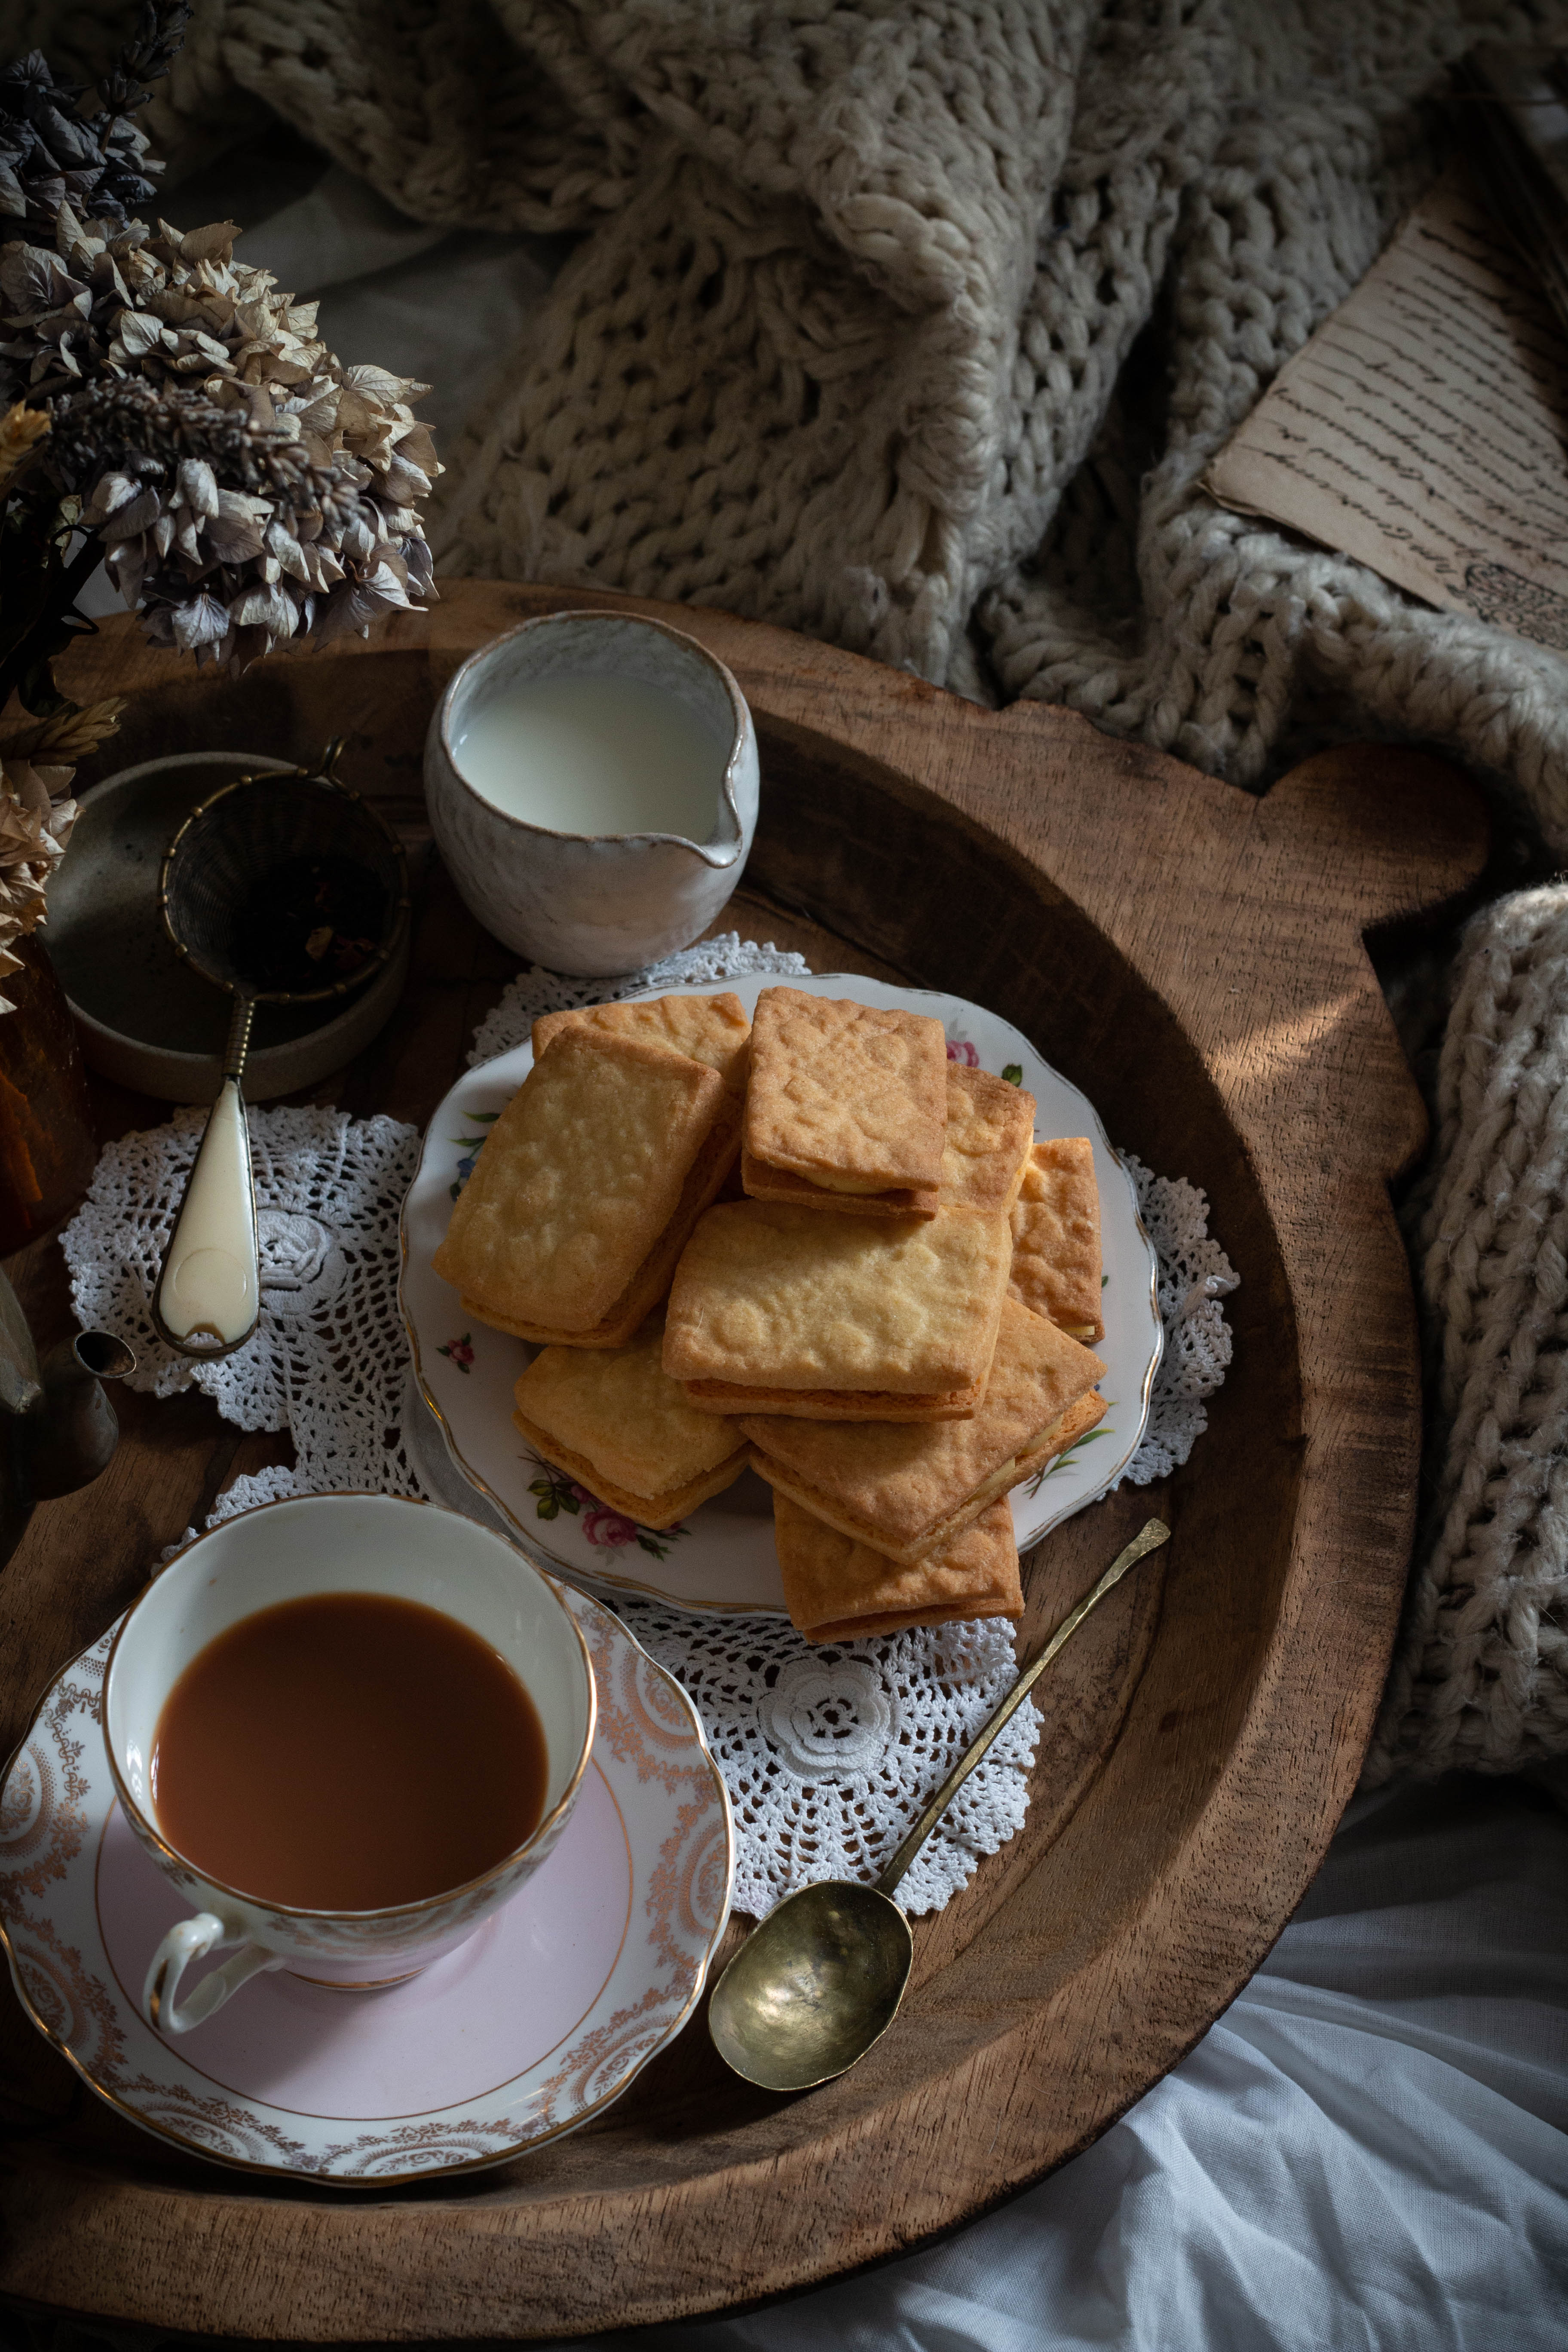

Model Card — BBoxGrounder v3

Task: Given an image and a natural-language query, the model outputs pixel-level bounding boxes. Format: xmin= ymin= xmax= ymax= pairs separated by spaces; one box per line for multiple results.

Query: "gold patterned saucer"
xmin=0 ymin=1588 xmax=731 ymax=2184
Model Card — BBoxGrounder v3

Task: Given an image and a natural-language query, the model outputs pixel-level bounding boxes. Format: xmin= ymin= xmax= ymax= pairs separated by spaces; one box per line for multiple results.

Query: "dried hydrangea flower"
xmin=0 ymin=395 xmax=49 ymax=488
xmin=0 ymin=753 xmax=77 ymax=1010
xmin=0 ymin=4 xmax=189 ymax=236
xmin=0 ymin=203 xmax=439 ymax=670
xmin=0 ymin=697 xmax=126 ymax=1010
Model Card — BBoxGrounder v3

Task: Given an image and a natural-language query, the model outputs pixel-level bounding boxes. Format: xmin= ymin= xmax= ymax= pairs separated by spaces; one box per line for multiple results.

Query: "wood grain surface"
xmin=0 ymin=583 xmax=1488 ymax=2340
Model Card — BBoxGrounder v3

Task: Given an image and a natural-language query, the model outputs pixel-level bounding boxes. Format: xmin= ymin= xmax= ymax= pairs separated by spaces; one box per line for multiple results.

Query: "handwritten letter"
xmin=1205 ymin=172 xmax=1568 ymax=652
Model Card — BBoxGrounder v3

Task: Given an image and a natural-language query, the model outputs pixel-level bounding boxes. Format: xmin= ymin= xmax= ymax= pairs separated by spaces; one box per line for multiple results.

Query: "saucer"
xmin=0 ymin=1588 xmax=732 ymax=2184
xmin=400 ymin=971 xmax=1163 ymax=1613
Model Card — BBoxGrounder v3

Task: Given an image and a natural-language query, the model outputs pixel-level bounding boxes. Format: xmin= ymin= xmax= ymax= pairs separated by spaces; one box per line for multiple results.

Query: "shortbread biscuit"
xmin=741 ymin=1298 xmax=1106 ymax=1564
xmin=433 ymin=1028 xmax=726 ymax=1336
xmin=774 ymin=1493 xmax=1022 ymax=1641
xmin=462 ymin=1096 xmax=741 ymax=1348
xmin=744 ymin=987 xmax=948 ymax=1193
xmin=664 ymin=1200 xmax=1012 ymax=1396
xmin=681 ymin=1373 xmax=983 ymax=1421
xmin=533 ymin=992 xmax=750 ymax=1095
xmin=738 ymin=1064 xmax=1034 ymax=1221
xmin=1010 ymin=1138 xmax=1103 ymax=1341
xmin=940 ymin=1065 xmax=1036 ymax=1213
xmin=511 ymin=1323 xmax=748 ymax=1528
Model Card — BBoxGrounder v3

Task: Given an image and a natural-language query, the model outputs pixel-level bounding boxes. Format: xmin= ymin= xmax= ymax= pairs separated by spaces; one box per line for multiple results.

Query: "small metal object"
xmin=707 ymin=1517 xmax=1172 ymax=2094
xmin=0 ymin=1265 xmax=135 ymax=1573
xmin=151 ymin=745 xmax=410 ymax=1360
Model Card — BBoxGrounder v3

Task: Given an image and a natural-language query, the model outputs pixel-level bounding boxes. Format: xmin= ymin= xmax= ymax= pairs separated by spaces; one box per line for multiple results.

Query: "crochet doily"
xmin=61 ymin=1105 xmax=426 ymax=1511
xmin=62 ymin=940 xmax=1235 ymax=1918
xmin=466 ymin=929 xmax=812 ymax=1065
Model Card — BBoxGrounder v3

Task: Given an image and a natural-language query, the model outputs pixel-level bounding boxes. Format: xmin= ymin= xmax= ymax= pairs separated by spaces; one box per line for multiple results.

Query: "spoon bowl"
xmin=708 ymin=1881 xmax=913 ymax=2094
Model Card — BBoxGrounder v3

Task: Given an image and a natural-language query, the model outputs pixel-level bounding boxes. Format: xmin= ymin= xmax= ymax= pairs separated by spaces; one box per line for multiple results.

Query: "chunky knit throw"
xmin=1367 ymin=888 xmax=1568 ymax=1781
xmin=11 ymin=0 xmax=1568 ymax=1773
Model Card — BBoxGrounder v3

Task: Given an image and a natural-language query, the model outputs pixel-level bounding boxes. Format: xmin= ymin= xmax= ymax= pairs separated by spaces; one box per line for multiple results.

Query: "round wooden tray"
xmin=0 ymin=583 xmax=1486 ymax=2341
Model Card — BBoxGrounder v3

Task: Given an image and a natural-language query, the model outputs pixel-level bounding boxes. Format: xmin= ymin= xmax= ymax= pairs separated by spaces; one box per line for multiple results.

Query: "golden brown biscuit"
xmin=514 ymin=1410 xmax=747 ymax=1529
xmin=774 ymin=1493 xmax=1022 ymax=1641
xmin=511 ymin=1322 xmax=748 ymax=1528
xmin=681 ymin=1373 xmax=983 ymax=1421
xmin=738 ymin=1142 xmax=939 ymax=1219
xmin=532 ymin=992 xmax=750 ymax=1095
xmin=433 ymin=1029 xmax=726 ymax=1338
xmin=741 ymin=1298 xmax=1106 ymax=1564
xmin=744 ymin=987 xmax=948 ymax=1193
xmin=664 ymin=1200 xmax=1012 ymax=1397
xmin=1009 ymin=1138 xmax=1103 ymax=1341
xmin=461 ymin=1094 xmax=742 ymax=1348
xmin=737 ymin=1065 xmax=1033 ymax=1220
xmin=941 ymin=1065 xmax=1036 ymax=1213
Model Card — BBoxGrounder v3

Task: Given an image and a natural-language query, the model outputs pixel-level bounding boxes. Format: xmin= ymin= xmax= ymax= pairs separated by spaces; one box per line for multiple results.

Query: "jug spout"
xmin=29 ymin=1330 xmax=136 ymax=1501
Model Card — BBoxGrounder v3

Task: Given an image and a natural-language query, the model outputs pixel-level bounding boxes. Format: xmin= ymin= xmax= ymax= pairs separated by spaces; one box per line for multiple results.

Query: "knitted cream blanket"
xmin=12 ymin=0 xmax=1568 ymax=1776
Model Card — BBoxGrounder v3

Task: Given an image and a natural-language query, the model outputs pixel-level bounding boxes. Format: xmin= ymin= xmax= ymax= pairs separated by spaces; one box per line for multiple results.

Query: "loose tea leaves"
xmin=233 ymin=854 xmax=388 ymax=995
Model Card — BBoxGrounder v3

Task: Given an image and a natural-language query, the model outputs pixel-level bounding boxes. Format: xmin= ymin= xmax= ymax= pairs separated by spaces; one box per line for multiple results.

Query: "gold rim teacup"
xmin=104 ymin=1491 xmax=595 ymax=2035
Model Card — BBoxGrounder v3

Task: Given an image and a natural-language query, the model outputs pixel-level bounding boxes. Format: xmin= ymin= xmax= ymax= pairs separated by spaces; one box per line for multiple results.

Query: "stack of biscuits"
xmin=433 ymin=987 xmax=1107 ymax=1642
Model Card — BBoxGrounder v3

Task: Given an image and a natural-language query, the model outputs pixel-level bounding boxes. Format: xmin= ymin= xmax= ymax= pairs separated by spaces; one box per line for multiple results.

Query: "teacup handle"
xmin=144 ymin=1912 xmax=283 ymax=2035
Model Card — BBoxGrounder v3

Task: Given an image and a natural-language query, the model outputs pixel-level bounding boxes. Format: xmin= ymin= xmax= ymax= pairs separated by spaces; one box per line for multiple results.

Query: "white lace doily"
xmin=394 ymin=1366 xmax=1038 ymax=1917
xmin=62 ymin=941 xmax=1236 ymax=1919
xmin=61 ymin=1106 xmax=426 ymax=1511
xmin=1115 ymin=1155 xmax=1237 ymax=1488
xmin=467 ymin=929 xmax=811 ymax=1065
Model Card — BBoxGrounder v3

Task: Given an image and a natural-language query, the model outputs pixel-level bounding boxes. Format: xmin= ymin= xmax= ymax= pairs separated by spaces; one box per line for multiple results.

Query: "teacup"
xmin=104 ymin=1491 xmax=595 ymax=2035
xmin=425 ymin=609 xmax=760 ymax=975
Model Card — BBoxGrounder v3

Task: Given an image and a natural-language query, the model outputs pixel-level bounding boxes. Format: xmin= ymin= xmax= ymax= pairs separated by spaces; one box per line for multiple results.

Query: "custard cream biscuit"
xmin=738 ymin=1064 xmax=1033 ymax=1221
xmin=744 ymin=987 xmax=948 ymax=1194
xmin=773 ymin=1493 xmax=1022 ymax=1642
xmin=663 ymin=1200 xmax=1012 ymax=1399
xmin=741 ymin=1298 xmax=1106 ymax=1564
xmin=940 ymin=1064 xmax=1036 ymax=1214
xmin=1009 ymin=1138 xmax=1103 ymax=1341
xmin=512 ymin=1323 xmax=747 ymax=1530
xmin=433 ymin=1027 xmax=726 ymax=1336
xmin=532 ymin=992 xmax=750 ymax=1096
xmin=460 ymin=1090 xmax=742 ymax=1348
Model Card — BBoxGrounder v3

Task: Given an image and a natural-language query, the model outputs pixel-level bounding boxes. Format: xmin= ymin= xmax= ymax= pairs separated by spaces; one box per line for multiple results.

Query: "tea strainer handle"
xmin=152 ymin=1001 xmax=260 ymax=1359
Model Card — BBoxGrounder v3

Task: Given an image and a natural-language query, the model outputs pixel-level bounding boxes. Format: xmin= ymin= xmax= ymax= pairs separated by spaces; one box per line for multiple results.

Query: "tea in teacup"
xmin=150 ymin=1591 xmax=549 ymax=1911
xmin=107 ymin=1492 xmax=595 ymax=2034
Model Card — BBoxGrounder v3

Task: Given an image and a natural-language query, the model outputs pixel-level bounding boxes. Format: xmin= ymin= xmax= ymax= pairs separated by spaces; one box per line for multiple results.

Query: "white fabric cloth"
xmin=570 ymin=1770 xmax=1568 ymax=2352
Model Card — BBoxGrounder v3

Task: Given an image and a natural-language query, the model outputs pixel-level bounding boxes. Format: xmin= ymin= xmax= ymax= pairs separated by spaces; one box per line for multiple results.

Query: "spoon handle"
xmin=873 ymin=1517 xmax=1171 ymax=1901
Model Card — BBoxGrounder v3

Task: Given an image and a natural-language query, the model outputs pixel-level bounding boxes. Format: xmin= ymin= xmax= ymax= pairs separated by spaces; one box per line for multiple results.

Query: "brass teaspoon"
xmin=708 ymin=1516 xmax=1172 ymax=2093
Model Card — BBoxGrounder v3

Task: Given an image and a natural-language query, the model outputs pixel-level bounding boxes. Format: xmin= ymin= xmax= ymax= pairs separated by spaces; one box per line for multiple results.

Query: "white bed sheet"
xmin=579 ymin=1773 xmax=1568 ymax=2352
xmin=149 ymin=150 xmax=1568 ymax=2350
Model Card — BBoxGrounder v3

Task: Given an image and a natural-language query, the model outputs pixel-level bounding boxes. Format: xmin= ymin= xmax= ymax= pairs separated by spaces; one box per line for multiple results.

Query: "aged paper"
xmin=1205 ymin=171 xmax=1568 ymax=653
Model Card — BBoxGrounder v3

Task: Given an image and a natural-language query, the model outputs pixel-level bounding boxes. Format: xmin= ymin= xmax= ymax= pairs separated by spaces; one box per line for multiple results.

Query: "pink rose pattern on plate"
xmin=524 ymin=1456 xmax=683 ymax=1562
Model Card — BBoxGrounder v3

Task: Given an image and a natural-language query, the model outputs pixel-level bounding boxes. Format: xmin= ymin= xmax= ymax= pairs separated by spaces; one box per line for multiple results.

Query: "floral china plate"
xmin=400 ymin=974 xmax=1162 ymax=1614
xmin=0 ymin=1589 xmax=732 ymax=2185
